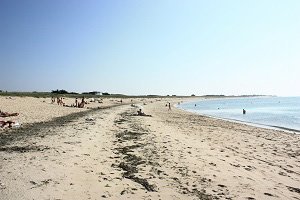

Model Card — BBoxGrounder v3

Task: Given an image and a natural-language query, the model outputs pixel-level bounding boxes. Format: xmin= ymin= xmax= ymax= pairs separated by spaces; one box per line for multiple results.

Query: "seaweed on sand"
xmin=0 ymin=145 xmax=49 ymax=153
xmin=0 ymin=105 xmax=122 ymax=147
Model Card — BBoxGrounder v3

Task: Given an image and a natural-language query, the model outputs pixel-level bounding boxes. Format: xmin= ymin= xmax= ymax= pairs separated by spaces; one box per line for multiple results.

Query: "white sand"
xmin=0 ymin=96 xmax=135 ymax=125
xmin=0 ymin=97 xmax=299 ymax=199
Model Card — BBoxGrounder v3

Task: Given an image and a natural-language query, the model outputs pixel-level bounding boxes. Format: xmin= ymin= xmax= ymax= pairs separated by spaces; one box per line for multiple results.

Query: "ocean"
xmin=177 ymin=96 xmax=300 ymax=132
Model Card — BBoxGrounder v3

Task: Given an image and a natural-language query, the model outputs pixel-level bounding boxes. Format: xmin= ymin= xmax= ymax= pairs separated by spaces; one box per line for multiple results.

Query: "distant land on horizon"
xmin=0 ymin=90 xmax=273 ymax=98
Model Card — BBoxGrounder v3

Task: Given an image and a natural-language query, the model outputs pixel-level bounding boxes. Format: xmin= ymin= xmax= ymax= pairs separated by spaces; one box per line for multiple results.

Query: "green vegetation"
xmin=0 ymin=91 xmax=54 ymax=98
xmin=0 ymin=91 xmax=193 ymax=98
xmin=51 ymin=89 xmax=77 ymax=95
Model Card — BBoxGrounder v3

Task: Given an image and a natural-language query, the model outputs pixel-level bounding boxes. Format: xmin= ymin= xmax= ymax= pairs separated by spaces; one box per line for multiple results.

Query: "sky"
xmin=0 ymin=0 xmax=300 ymax=96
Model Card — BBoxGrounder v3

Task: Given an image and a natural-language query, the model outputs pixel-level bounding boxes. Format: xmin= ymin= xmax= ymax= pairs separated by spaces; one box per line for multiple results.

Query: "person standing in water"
xmin=243 ymin=109 xmax=246 ymax=114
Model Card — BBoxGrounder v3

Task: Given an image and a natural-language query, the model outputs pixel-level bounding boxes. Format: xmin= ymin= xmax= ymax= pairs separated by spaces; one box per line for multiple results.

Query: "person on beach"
xmin=168 ymin=102 xmax=171 ymax=110
xmin=78 ymin=97 xmax=85 ymax=108
xmin=75 ymin=98 xmax=78 ymax=107
xmin=60 ymin=97 xmax=64 ymax=106
xmin=0 ymin=120 xmax=16 ymax=128
xmin=0 ymin=111 xmax=19 ymax=117
xmin=137 ymin=109 xmax=152 ymax=117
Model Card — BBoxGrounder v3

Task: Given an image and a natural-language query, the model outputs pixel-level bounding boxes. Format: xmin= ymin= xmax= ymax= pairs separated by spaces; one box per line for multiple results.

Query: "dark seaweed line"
xmin=114 ymin=111 xmax=217 ymax=199
xmin=0 ymin=145 xmax=50 ymax=153
xmin=0 ymin=104 xmax=125 ymax=147
xmin=114 ymin=114 xmax=156 ymax=192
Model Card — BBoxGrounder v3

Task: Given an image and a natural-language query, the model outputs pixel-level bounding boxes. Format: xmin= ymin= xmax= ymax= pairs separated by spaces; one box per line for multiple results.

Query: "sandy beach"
xmin=0 ymin=97 xmax=299 ymax=199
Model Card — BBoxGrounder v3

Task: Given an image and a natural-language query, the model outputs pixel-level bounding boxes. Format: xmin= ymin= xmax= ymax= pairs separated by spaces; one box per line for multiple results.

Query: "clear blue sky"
xmin=1 ymin=0 xmax=299 ymax=96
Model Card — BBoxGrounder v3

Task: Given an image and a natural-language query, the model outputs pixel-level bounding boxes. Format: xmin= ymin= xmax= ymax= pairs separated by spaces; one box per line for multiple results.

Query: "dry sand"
xmin=0 ymin=97 xmax=299 ymax=199
xmin=0 ymin=96 xmax=133 ymax=125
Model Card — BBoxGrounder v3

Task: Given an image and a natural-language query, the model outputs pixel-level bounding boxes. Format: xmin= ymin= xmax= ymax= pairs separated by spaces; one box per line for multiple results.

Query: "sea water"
xmin=177 ymin=96 xmax=300 ymax=132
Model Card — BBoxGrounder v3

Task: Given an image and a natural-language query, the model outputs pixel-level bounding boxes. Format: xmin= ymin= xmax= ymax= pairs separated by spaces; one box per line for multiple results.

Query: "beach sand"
xmin=0 ymin=97 xmax=299 ymax=199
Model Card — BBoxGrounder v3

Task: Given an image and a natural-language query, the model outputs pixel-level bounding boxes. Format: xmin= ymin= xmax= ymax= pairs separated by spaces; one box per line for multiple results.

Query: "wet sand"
xmin=0 ymin=97 xmax=299 ymax=199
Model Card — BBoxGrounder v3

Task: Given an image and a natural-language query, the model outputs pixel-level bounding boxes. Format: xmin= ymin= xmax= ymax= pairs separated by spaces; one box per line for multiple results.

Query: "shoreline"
xmin=177 ymin=107 xmax=300 ymax=134
xmin=176 ymin=97 xmax=300 ymax=134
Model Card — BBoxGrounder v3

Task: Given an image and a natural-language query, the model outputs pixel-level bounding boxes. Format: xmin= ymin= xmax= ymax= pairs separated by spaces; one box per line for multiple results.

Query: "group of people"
xmin=51 ymin=97 xmax=65 ymax=106
xmin=75 ymin=97 xmax=86 ymax=108
xmin=165 ymin=102 xmax=171 ymax=110
xmin=51 ymin=97 xmax=86 ymax=108
xmin=0 ymin=120 xmax=17 ymax=128
xmin=0 ymin=110 xmax=19 ymax=128
xmin=136 ymin=101 xmax=173 ymax=117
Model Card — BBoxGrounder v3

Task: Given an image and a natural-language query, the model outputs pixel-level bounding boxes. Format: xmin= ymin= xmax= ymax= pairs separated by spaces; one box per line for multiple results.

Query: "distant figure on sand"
xmin=60 ymin=97 xmax=64 ymax=106
xmin=78 ymin=97 xmax=85 ymax=108
xmin=168 ymin=103 xmax=171 ymax=110
xmin=137 ymin=109 xmax=152 ymax=117
xmin=75 ymin=98 xmax=78 ymax=107
xmin=0 ymin=111 xmax=19 ymax=117
xmin=243 ymin=109 xmax=246 ymax=114
xmin=0 ymin=120 xmax=16 ymax=128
